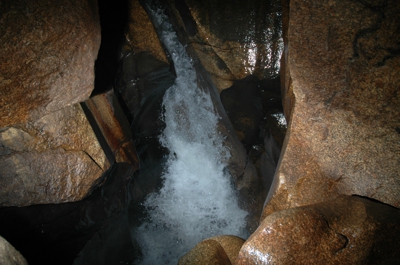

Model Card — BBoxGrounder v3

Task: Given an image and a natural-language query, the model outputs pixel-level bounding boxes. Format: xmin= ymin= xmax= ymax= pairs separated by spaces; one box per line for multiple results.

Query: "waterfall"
xmin=134 ymin=7 xmax=248 ymax=265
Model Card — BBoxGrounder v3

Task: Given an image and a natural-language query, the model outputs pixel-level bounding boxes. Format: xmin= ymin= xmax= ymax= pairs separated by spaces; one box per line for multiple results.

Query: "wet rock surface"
xmin=0 ymin=0 xmax=106 ymax=207
xmin=178 ymin=235 xmax=245 ymax=265
xmin=0 ymin=103 xmax=110 ymax=206
xmin=264 ymin=0 xmax=400 ymax=218
xmin=209 ymin=235 xmax=245 ymax=264
xmin=179 ymin=239 xmax=231 ymax=265
xmin=238 ymin=196 xmax=400 ymax=265
xmin=0 ymin=0 xmax=101 ymax=127
xmin=174 ymin=0 xmax=283 ymax=91
xmin=125 ymin=0 xmax=168 ymax=64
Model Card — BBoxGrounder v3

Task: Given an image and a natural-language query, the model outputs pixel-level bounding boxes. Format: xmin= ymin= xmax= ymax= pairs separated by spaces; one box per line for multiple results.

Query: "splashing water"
xmin=134 ymin=8 xmax=248 ymax=265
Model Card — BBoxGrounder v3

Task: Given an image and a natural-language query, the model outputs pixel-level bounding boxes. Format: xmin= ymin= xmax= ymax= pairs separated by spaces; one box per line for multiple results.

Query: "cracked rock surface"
xmin=0 ymin=104 xmax=110 ymax=206
xmin=0 ymin=0 xmax=107 ymax=207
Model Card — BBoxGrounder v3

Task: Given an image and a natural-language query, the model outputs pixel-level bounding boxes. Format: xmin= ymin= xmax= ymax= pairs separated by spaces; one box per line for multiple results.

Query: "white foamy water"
xmin=134 ymin=8 xmax=248 ymax=265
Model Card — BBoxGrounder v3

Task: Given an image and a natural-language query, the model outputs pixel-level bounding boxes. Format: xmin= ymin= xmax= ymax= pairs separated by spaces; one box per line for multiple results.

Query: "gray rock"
xmin=0 ymin=236 xmax=28 ymax=265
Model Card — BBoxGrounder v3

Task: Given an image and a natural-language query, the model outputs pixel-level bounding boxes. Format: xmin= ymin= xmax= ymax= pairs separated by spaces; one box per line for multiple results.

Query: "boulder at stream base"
xmin=178 ymin=235 xmax=245 ymax=265
xmin=264 ymin=0 xmax=400 ymax=218
xmin=237 ymin=195 xmax=400 ymax=265
xmin=0 ymin=235 xmax=27 ymax=265
xmin=0 ymin=0 xmax=107 ymax=206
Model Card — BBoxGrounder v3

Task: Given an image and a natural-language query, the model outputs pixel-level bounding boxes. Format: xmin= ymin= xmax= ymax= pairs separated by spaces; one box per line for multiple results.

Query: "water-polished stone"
xmin=264 ymin=0 xmax=400 ymax=218
xmin=237 ymin=196 xmax=400 ymax=265
xmin=179 ymin=235 xmax=245 ymax=265
xmin=124 ymin=0 xmax=168 ymax=64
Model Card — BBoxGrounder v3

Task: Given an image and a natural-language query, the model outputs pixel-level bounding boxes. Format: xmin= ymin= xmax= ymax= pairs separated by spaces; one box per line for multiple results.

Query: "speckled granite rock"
xmin=207 ymin=235 xmax=245 ymax=264
xmin=0 ymin=103 xmax=110 ymax=206
xmin=0 ymin=0 xmax=108 ymax=207
xmin=237 ymin=196 xmax=400 ymax=265
xmin=263 ymin=0 xmax=400 ymax=218
xmin=178 ymin=235 xmax=245 ymax=265
xmin=0 ymin=235 xmax=27 ymax=265
xmin=179 ymin=239 xmax=231 ymax=265
xmin=124 ymin=0 xmax=168 ymax=64
xmin=0 ymin=0 xmax=101 ymax=127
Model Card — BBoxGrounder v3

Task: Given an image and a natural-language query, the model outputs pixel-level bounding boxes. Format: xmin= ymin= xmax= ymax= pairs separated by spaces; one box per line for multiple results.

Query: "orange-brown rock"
xmin=0 ymin=103 xmax=110 ymax=207
xmin=124 ymin=0 xmax=168 ymax=64
xmin=279 ymin=0 xmax=293 ymax=120
xmin=263 ymin=0 xmax=400 ymax=218
xmin=237 ymin=196 xmax=400 ymax=265
xmin=0 ymin=0 xmax=101 ymax=127
xmin=178 ymin=235 xmax=245 ymax=265
xmin=0 ymin=0 xmax=107 ymax=207
xmin=83 ymin=90 xmax=139 ymax=166
xmin=208 ymin=235 xmax=245 ymax=264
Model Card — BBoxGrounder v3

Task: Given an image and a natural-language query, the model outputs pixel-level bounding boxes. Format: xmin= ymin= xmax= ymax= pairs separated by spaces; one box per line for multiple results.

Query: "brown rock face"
xmin=178 ymin=235 xmax=245 ymax=265
xmin=0 ymin=103 xmax=110 ymax=206
xmin=0 ymin=0 xmax=101 ymax=127
xmin=0 ymin=0 xmax=106 ymax=207
xmin=237 ymin=196 xmax=400 ymax=265
xmin=208 ymin=235 xmax=245 ymax=264
xmin=264 ymin=0 xmax=400 ymax=217
xmin=178 ymin=239 xmax=231 ymax=265
xmin=84 ymin=90 xmax=139 ymax=166
xmin=124 ymin=0 xmax=168 ymax=64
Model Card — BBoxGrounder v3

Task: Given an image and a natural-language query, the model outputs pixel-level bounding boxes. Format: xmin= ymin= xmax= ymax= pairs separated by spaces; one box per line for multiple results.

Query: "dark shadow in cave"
xmin=91 ymin=0 xmax=130 ymax=96
xmin=220 ymin=75 xmax=286 ymax=194
xmin=0 ymin=163 xmax=139 ymax=265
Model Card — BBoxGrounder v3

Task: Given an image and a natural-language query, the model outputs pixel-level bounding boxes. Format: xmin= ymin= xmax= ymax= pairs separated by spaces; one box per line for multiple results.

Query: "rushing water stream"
xmin=133 ymin=7 xmax=248 ymax=265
